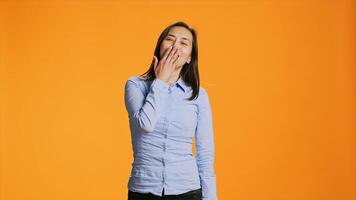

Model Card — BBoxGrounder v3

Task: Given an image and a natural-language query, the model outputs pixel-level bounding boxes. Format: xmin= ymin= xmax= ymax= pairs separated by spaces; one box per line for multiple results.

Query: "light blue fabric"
xmin=124 ymin=75 xmax=217 ymax=200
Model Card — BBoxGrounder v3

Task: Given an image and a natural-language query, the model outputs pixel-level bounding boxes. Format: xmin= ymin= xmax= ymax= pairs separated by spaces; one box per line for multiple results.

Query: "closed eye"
xmin=166 ymin=37 xmax=189 ymax=46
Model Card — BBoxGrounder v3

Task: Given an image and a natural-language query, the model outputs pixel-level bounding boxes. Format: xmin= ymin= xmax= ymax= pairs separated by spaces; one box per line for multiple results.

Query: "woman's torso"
xmin=126 ymin=75 xmax=204 ymax=196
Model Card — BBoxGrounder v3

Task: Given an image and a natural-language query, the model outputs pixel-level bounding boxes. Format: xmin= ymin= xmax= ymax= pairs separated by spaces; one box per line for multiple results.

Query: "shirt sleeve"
xmin=124 ymin=77 xmax=170 ymax=132
xmin=195 ymin=88 xmax=218 ymax=200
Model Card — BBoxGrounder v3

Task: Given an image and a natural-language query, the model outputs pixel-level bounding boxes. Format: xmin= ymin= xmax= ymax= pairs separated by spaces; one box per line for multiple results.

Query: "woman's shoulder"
xmin=197 ymin=86 xmax=209 ymax=98
xmin=125 ymin=75 xmax=152 ymax=91
xmin=196 ymin=86 xmax=212 ymax=107
xmin=127 ymin=74 xmax=145 ymax=82
xmin=126 ymin=75 xmax=151 ymax=84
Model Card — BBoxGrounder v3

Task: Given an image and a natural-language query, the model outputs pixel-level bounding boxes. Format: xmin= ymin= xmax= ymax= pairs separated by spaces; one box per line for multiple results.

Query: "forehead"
xmin=167 ymin=26 xmax=193 ymax=41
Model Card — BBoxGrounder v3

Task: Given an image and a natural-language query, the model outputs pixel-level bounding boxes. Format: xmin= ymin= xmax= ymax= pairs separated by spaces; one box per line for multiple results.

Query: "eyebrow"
xmin=167 ymin=34 xmax=191 ymax=43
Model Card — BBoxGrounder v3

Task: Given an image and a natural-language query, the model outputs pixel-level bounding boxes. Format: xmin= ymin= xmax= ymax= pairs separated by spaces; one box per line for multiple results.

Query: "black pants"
xmin=128 ymin=188 xmax=202 ymax=200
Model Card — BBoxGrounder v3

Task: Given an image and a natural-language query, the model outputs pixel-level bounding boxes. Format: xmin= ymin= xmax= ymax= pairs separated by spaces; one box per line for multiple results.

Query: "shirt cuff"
xmin=201 ymin=175 xmax=218 ymax=200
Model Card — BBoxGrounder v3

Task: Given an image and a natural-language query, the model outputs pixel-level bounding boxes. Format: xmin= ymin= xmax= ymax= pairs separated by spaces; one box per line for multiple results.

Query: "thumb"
xmin=153 ymin=55 xmax=158 ymax=70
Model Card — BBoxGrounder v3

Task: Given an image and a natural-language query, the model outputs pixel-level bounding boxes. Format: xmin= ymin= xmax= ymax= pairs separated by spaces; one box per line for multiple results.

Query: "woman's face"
xmin=160 ymin=26 xmax=193 ymax=68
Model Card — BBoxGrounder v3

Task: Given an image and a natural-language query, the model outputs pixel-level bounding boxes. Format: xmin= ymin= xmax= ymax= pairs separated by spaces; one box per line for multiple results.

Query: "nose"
xmin=172 ymin=40 xmax=181 ymax=48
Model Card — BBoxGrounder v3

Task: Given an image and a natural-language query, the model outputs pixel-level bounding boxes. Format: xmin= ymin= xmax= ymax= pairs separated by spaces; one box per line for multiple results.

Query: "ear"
xmin=187 ymin=57 xmax=191 ymax=64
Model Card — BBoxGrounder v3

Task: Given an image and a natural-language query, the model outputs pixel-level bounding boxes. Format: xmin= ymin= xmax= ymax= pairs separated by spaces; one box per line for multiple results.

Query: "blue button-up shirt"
xmin=124 ymin=75 xmax=217 ymax=200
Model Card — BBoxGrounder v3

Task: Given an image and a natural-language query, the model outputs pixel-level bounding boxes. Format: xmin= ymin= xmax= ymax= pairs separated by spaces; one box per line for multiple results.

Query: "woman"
xmin=124 ymin=21 xmax=217 ymax=200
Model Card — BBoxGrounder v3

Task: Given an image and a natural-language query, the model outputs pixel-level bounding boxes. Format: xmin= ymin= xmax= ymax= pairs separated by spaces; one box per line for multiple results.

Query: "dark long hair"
xmin=139 ymin=21 xmax=199 ymax=101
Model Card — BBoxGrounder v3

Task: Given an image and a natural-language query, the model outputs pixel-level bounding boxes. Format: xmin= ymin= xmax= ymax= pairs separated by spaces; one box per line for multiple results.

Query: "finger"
xmin=161 ymin=46 xmax=173 ymax=61
xmin=167 ymin=47 xmax=178 ymax=63
xmin=172 ymin=52 xmax=180 ymax=64
xmin=169 ymin=49 xmax=179 ymax=64
xmin=166 ymin=46 xmax=177 ymax=62
xmin=153 ymin=55 xmax=158 ymax=70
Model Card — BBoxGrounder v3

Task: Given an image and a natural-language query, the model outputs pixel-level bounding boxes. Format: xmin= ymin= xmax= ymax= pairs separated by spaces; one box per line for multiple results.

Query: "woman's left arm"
xmin=195 ymin=88 xmax=218 ymax=200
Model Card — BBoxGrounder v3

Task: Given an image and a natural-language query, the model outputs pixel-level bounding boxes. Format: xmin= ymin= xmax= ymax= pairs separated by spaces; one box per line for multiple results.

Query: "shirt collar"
xmin=174 ymin=76 xmax=189 ymax=93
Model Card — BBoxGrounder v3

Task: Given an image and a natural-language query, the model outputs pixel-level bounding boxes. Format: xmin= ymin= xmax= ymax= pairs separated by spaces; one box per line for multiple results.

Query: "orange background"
xmin=1 ymin=0 xmax=355 ymax=199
